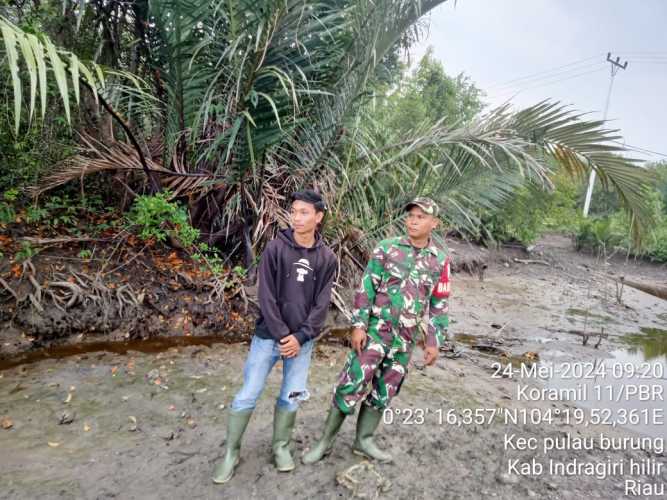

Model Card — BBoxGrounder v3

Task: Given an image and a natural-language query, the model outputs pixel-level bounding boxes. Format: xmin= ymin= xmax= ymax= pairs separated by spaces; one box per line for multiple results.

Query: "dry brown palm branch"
xmin=27 ymin=134 xmax=224 ymax=199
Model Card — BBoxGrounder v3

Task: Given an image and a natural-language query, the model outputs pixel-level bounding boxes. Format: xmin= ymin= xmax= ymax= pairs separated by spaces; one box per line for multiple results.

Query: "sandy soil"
xmin=1 ymin=233 xmax=666 ymax=499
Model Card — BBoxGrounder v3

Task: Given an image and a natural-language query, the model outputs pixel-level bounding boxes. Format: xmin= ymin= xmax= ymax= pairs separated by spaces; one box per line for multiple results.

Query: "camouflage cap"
xmin=405 ymin=197 xmax=439 ymax=217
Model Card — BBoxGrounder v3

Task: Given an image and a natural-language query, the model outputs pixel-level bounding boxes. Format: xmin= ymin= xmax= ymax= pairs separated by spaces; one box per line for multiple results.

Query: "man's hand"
xmin=424 ymin=346 xmax=438 ymax=366
xmin=351 ymin=327 xmax=367 ymax=357
xmin=279 ymin=335 xmax=301 ymax=358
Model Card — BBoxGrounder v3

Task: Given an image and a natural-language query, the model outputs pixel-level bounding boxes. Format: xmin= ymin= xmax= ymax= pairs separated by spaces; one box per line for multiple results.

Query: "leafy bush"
xmin=15 ymin=241 xmax=39 ymax=263
xmin=125 ymin=192 xmax=199 ymax=248
xmin=646 ymin=223 xmax=667 ymax=262
xmin=0 ymin=98 xmax=75 ymax=193
xmin=483 ymin=171 xmax=582 ymax=245
xmin=574 ymin=209 xmax=667 ymax=263
xmin=22 ymin=192 xmax=107 ymax=235
xmin=573 ymin=217 xmax=625 ymax=254
xmin=0 ymin=189 xmax=19 ymax=225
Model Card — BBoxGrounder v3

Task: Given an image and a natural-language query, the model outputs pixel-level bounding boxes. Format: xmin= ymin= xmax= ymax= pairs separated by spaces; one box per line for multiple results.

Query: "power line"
xmin=623 ymin=57 xmax=667 ymax=61
xmin=489 ymin=62 xmax=607 ymax=91
xmin=614 ymin=141 xmax=667 ymax=159
xmin=486 ymin=53 xmax=605 ymax=89
xmin=616 ymin=51 xmax=667 ymax=56
xmin=630 ymin=61 xmax=667 ymax=65
xmin=489 ymin=67 xmax=608 ymax=99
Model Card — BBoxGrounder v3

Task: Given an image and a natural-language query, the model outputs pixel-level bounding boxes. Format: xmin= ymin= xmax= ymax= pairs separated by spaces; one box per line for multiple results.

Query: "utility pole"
xmin=582 ymin=52 xmax=628 ymax=217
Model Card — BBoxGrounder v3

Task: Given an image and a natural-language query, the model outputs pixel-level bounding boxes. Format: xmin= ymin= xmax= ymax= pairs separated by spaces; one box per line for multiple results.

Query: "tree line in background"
xmin=1 ymin=0 xmax=664 ymax=287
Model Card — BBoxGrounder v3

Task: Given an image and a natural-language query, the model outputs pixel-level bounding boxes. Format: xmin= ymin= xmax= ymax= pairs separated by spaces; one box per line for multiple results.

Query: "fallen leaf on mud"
xmin=167 ymin=252 xmax=184 ymax=268
xmin=336 ymin=461 xmax=391 ymax=498
xmin=47 ymin=442 xmax=61 ymax=448
xmin=11 ymin=264 xmax=22 ymax=278
xmin=186 ymin=418 xmax=196 ymax=428
xmin=63 ymin=393 xmax=73 ymax=404
xmin=195 ymin=388 xmax=207 ymax=394
xmin=1 ymin=417 xmax=13 ymax=429
xmin=111 ymin=366 xmax=118 ymax=376
xmin=9 ymin=384 xmax=26 ymax=394
xmin=59 ymin=412 xmax=75 ymax=425
xmin=128 ymin=416 xmax=138 ymax=432
xmin=84 ymin=423 xmax=91 ymax=432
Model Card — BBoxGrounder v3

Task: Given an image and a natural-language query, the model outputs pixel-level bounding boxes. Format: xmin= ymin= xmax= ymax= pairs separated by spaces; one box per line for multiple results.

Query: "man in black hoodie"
xmin=213 ymin=190 xmax=337 ymax=484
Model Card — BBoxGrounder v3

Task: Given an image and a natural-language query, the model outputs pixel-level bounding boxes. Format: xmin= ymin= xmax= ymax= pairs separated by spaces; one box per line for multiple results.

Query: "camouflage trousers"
xmin=332 ymin=332 xmax=412 ymax=415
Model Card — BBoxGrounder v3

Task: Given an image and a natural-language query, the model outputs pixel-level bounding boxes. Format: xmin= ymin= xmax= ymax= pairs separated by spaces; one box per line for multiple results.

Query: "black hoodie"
xmin=254 ymin=228 xmax=337 ymax=345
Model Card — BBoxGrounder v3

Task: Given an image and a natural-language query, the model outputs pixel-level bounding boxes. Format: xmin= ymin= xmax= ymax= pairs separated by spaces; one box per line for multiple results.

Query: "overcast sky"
xmin=412 ymin=0 xmax=667 ymax=163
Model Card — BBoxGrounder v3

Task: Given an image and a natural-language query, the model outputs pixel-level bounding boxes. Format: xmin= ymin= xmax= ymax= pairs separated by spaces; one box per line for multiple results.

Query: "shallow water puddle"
xmin=542 ymin=327 xmax=667 ymax=439
xmin=0 ymin=335 xmax=232 ymax=372
xmin=454 ymin=327 xmax=666 ymax=439
xmin=621 ymin=327 xmax=667 ymax=360
xmin=0 ymin=328 xmax=354 ymax=372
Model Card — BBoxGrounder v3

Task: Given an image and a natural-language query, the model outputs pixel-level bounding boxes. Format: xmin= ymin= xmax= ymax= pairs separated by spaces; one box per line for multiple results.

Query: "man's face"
xmin=290 ymin=200 xmax=323 ymax=235
xmin=405 ymin=206 xmax=438 ymax=240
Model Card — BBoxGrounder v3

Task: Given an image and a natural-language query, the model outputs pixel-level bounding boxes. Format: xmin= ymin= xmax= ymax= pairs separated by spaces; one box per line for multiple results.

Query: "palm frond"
xmin=0 ymin=15 xmax=105 ymax=133
xmin=27 ymin=134 xmax=222 ymax=199
xmin=510 ymin=101 xmax=656 ymax=243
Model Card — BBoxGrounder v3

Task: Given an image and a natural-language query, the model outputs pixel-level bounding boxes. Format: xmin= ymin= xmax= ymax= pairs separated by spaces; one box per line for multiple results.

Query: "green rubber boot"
xmin=273 ymin=406 xmax=297 ymax=472
xmin=301 ymin=406 xmax=347 ymax=465
xmin=212 ymin=409 xmax=253 ymax=484
xmin=352 ymin=404 xmax=392 ymax=463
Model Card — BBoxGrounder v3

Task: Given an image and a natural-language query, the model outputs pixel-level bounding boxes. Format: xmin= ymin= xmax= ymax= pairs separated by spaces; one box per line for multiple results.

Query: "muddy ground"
xmin=1 ymin=233 xmax=666 ymax=499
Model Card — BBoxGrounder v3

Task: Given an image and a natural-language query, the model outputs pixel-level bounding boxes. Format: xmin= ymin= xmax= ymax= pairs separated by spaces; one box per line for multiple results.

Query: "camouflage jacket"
xmin=351 ymin=236 xmax=449 ymax=350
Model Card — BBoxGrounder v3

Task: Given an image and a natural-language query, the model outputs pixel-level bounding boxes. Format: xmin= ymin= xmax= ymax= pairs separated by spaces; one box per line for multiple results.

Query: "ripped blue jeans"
xmin=231 ymin=335 xmax=314 ymax=412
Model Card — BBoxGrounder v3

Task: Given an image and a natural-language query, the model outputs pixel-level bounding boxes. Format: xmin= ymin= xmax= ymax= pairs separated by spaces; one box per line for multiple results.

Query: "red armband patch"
xmin=432 ymin=256 xmax=451 ymax=299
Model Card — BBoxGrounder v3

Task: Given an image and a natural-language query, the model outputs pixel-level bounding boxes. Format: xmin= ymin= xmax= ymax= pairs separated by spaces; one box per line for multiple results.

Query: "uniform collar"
xmin=398 ymin=235 xmax=439 ymax=256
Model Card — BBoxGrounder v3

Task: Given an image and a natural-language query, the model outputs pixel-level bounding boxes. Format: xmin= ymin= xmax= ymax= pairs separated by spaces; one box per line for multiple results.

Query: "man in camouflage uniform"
xmin=303 ymin=197 xmax=449 ymax=464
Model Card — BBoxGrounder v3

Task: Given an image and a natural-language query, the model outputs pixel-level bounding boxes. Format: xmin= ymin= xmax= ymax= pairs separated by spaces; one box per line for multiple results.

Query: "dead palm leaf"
xmin=27 ymin=134 xmax=223 ymax=199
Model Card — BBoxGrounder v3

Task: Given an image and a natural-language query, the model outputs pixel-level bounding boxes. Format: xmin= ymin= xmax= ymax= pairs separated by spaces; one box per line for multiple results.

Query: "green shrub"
xmin=484 ymin=171 xmax=582 ymax=245
xmin=645 ymin=220 xmax=667 ymax=262
xmin=0 ymin=188 xmax=19 ymax=225
xmin=125 ymin=192 xmax=199 ymax=248
xmin=574 ymin=218 xmax=625 ymax=253
xmin=15 ymin=241 xmax=39 ymax=263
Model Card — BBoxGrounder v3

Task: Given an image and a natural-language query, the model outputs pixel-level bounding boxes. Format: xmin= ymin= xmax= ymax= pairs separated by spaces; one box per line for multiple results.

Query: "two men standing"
xmin=213 ymin=194 xmax=449 ymax=483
